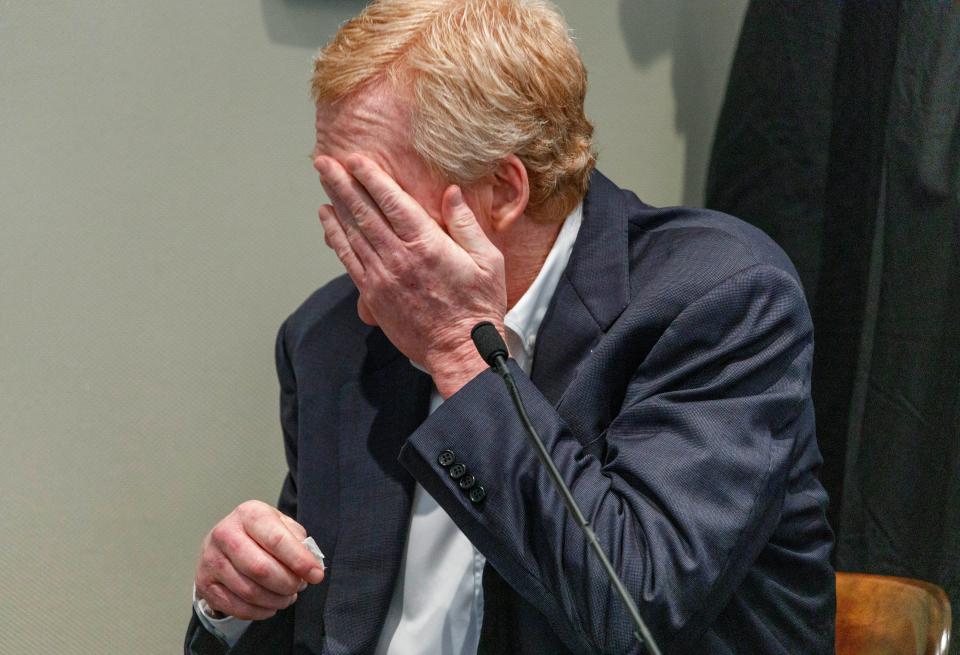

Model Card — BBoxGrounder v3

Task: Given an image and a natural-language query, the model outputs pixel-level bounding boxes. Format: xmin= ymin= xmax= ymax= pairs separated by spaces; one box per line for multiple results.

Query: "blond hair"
xmin=311 ymin=0 xmax=596 ymax=221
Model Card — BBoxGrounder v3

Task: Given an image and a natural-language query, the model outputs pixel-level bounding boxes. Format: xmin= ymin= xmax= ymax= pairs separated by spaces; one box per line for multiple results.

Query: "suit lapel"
xmin=530 ymin=172 xmax=631 ymax=406
xmin=321 ymin=330 xmax=432 ymax=655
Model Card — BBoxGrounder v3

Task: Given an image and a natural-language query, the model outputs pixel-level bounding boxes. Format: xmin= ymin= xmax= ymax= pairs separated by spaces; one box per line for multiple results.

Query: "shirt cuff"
xmin=192 ymin=584 xmax=253 ymax=649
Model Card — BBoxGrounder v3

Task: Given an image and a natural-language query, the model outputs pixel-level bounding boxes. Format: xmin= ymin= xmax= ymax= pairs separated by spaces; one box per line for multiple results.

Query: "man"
xmin=186 ymin=1 xmax=835 ymax=653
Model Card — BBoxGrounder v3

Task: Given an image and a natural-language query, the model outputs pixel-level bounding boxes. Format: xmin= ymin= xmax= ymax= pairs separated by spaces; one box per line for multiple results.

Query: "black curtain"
xmin=706 ymin=0 xmax=960 ymax=650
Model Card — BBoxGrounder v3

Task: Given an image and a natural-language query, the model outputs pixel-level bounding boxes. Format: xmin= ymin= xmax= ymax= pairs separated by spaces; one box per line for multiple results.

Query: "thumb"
xmin=441 ymin=186 xmax=494 ymax=258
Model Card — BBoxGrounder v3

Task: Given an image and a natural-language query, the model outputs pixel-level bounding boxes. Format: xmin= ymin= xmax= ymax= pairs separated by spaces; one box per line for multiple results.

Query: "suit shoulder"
xmin=632 ymin=205 xmax=798 ymax=277
xmin=623 ymin=203 xmax=805 ymax=304
xmin=587 ymin=172 xmax=801 ymax=293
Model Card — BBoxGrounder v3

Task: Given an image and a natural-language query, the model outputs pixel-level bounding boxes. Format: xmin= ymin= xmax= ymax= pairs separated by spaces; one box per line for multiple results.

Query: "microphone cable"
xmin=470 ymin=321 xmax=664 ymax=655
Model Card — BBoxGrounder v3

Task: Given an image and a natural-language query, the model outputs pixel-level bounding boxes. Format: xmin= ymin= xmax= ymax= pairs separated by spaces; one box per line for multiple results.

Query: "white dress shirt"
xmin=195 ymin=204 xmax=583 ymax=652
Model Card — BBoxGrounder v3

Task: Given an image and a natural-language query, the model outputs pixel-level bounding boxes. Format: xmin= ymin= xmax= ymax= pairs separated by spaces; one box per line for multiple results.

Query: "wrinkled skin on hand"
xmin=315 ymin=153 xmax=506 ymax=398
xmin=195 ymin=500 xmax=325 ymax=620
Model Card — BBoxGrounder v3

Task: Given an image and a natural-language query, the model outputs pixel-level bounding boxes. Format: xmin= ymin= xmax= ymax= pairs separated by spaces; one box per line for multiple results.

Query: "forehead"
xmin=314 ymin=87 xmax=412 ymax=162
xmin=313 ymin=86 xmax=447 ymax=217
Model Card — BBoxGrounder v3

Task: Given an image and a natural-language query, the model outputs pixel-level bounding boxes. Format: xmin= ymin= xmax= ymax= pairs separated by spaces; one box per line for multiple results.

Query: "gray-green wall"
xmin=0 ymin=2 xmax=746 ymax=652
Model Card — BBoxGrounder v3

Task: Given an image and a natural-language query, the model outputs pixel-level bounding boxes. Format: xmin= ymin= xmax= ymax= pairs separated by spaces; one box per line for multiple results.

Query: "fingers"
xmin=202 ymin=581 xmax=285 ymax=622
xmin=344 ymin=154 xmax=436 ymax=243
xmin=208 ymin=523 xmax=302 ymax=596
xmin=238 ymin=505 xmax=326 ymax=586
xmin=319 ymin=205 xmax=379 ymax=325
xmin=197 ymin=502 xmax=328 ymax=623
xmin=319 ymin=178 xmax=379 ymax=267
xmin=441 ymin=185 xmax=496 ymax=259
xmin=202 ymin=553 xmax=298 ymax=611
xmin=316 ymin=155 xmax=401 ymax=255
xmin=318 ymin=204 xmax=364 ymax=286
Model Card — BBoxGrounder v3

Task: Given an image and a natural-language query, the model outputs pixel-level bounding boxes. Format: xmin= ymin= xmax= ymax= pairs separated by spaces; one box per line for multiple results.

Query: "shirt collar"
xmin=503 ymin=202 xmax=583 ymax=363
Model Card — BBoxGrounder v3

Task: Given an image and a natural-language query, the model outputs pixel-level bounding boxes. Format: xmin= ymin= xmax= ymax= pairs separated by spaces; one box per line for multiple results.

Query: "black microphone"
xmin=470 ymin=321 xmax=664 ymax=655
xmin=471 ymin=322 xmax=509 ymax=368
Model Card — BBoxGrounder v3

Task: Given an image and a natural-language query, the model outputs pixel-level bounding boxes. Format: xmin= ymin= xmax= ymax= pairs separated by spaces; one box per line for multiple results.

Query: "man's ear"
xmin=489 ymin=154 xmax=530 ymax=232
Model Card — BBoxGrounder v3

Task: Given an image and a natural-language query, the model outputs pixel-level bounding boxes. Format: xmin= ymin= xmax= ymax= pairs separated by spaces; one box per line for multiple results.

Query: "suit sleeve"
xmin=398 ymin=264 xmax=814 ymax=654
xmin=183 ymin=321 xmax=300 ymax=655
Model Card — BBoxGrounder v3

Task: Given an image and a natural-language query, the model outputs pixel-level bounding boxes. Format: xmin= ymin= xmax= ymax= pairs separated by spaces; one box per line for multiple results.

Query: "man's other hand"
xmin=315 ymin=153 xmax=507 ymax=398
xmin=195 ymin=500 xmax=325 ymax=621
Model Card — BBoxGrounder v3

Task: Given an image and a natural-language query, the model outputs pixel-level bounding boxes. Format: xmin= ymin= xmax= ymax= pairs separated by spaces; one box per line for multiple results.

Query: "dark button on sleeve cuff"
xmin=438 ymin=449 xmax=456 ymax=467
xmin=468 ymin=485 xmax=486 ymax=504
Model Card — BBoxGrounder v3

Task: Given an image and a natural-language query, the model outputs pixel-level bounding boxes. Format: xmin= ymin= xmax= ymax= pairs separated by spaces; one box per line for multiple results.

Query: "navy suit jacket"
xmin=186 ymin=171 xmax=835 ymax=654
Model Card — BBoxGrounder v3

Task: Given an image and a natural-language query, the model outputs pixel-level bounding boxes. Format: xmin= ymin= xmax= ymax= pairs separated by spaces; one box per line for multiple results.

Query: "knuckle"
xmin=451 ymin=212 xmax=472 ymax=229
xmin=266 ymin=530 xmax=285 ymax=552
xmin=408 ymin=237 xmax=433 ymax=258
xmin=348 ymin=198 xmax=369 ymax=221
xmin=208 ymin=552 xmax=230 ymax=575
xmin=379 ymin=190 xmax=402 ymax=215
xmin=237 ymin=499 xmax=264 ymax=517
xmin=419 ymin=247 xmax=440 ymax=268
xmin=209 ymin=523 xmax=233 ymax=550
xmin=232 ymin=578 xmax=258 ymax=602
xmin=195 ymin=573 xmax=213 ymax=594
xmin=234 ymin=503 xmax=253 ymax=523
xmin=282 ymin=517 xmax=307 ymax=539
xmin=407 ymin=235 xmax=427 ymax=252
xmin=247 ymin=558 xmax=272 ymax=581
xmin=392 ymin=248 xmax=413 ymax=270
xmin=380 ymin=248 xmax=402 ymax=269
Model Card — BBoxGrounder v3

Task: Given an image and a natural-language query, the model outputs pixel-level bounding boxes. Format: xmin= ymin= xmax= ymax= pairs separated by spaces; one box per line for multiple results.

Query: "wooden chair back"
xmin=836 ymin=572 xmax=952 ymax=655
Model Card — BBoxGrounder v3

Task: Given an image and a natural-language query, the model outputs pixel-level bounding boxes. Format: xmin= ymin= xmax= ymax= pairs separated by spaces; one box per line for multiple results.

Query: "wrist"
xmin=426 ymin=321 xmax=504 ymax=398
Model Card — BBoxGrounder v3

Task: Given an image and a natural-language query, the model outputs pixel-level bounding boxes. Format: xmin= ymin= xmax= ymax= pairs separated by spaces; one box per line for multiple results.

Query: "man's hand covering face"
xmin=315 ymin=153 xmax=507 ymax=398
